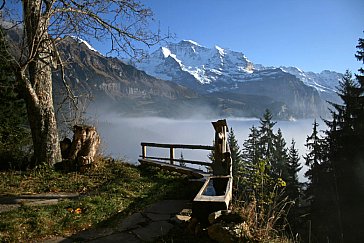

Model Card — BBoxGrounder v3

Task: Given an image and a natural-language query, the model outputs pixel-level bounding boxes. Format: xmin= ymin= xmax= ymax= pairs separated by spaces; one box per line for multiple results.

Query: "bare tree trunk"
xmin=20 ymin=0 xmax=61 ymax=167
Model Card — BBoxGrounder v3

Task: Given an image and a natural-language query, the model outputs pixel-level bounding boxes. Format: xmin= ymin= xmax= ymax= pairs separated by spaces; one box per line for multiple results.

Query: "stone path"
xmin=43 ymin=200 xmax=192 ymax=242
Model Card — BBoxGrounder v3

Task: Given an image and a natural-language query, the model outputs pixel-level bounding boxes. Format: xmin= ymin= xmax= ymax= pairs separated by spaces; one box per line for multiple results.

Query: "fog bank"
xmin=96 ymin=115 xmax=320 ymax=181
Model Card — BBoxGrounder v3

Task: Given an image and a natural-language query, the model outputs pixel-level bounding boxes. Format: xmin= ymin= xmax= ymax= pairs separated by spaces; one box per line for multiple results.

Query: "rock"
xmin=208 ymin=223 xmax=239 ymax=243
xmin=180 ymin=208 xmax=192 ymax=216
xmin=217 ymin=211 xmax=245 ymax=224
xmin=208 ymin=210 xmax=231 ymax=224
xmin=208 ymin=210 xmax=244 ymax=224
xmin=170 ymin=214 xmax=191 ymax=224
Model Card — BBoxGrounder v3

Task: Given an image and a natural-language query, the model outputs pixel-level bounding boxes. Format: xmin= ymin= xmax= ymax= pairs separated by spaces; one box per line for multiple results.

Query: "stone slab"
xmin=89 ymin=232 xmax=141 ymax=243
xmin=144 ymin=200 xmax=189 ymax=215
xmin=118 ymin=212 xmax=148 ymax=231
xmin=132 ymin=221 xmax=174 ymax=242
xmin=70 ymin=228 xmax=114 ymax=241
xmin=145 ymin=212 xmax=171 ymax=221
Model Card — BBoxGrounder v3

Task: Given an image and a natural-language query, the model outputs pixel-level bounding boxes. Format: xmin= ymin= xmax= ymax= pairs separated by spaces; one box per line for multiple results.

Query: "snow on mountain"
xmin=279 ymin=66 xmax=342 ymax=93
xmin=134 ymin=40 xmax=342 ymax=95
xmin=70 ymin=36 xmax=101 ymax=54
xmin=135 ymin=40 xmax=253 ymax=85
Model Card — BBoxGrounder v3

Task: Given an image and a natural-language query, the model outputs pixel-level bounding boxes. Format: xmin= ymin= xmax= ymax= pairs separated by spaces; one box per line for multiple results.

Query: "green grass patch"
xmin=0 ymin=160 xmax=191 ymax=242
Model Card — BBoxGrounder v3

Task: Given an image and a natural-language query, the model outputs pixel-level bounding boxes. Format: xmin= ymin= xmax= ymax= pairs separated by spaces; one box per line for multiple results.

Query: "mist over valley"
xmin=95 ymin=114 xmax=318 ymax=181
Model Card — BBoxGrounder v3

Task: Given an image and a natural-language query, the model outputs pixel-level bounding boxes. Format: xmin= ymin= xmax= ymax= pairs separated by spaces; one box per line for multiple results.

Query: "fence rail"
xmin=140 ymin=142 xmax=213 ymax=165
xmin=139 ymin=156 xmax=211 ymax=166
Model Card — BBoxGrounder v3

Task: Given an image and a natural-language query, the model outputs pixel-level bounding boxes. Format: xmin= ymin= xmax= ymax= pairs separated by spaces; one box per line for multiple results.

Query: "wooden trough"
xmin=138 ymin=119 xmax=233 ymax=224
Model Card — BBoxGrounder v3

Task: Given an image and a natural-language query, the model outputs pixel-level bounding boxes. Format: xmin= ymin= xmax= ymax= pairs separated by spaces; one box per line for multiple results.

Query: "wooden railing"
xmin=139 ymin=119 xmax=232 ymax=223
xmin=140 ymin=142 xmax=214 ymax=166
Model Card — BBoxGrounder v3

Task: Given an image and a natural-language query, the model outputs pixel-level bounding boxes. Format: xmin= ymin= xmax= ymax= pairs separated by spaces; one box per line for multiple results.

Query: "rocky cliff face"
xmin=54 ymin=36 xmax=195 ymax=101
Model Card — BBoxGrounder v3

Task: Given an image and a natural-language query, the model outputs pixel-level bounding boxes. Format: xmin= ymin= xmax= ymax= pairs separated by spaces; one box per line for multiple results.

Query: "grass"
xmin=0 ymin=158 xmax=191 ymax=242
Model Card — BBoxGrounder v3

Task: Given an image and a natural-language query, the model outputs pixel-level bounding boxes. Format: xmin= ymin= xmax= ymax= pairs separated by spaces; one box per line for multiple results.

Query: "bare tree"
xmin=1 ymin=0 xmax=165 ymax=167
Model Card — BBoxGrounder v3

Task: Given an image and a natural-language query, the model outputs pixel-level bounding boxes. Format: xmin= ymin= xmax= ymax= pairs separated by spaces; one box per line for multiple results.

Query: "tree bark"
xmin=20 ymin=0 xmax=62 ymax=166
xmin=68 ymin=125 xmax=100 ymax=167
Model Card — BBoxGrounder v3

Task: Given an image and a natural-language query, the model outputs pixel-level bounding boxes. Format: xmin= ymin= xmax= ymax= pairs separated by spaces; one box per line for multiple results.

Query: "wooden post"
xmin=142 ymin=144 xmax=147 ymax=159
xmin=211 ymin=120 xmax=230 ymax=176
xmin=170 ymin=147 xmax=174 ymax=165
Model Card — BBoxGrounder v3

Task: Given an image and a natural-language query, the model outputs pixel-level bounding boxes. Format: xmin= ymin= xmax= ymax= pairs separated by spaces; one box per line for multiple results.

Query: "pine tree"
xmin=0 ymin=28 xmax=30 ymax=168
xmin=304 ymin=120 xmax=324 ymax=183
xmin=271 ymin=128 xmax=289 ymax=180
xmin=324 ymin=68 xmax=364 ymax=242
xmin=179 ymin=152 xmax=186 ymax=167
xmin=305 ymin=35 xmax=364 ymax=241
xmin=258 ymin=109 xmax=277 ymax=163
xmin=304 ymin=120 xmax=337 ymax=242
xmin=286 ymin=139 xmax=302 ymax=202
xmin=239 ymin=126 xmax=260 ymax=198
xmin=286 ymin=139 xmax=303 ymax=236
xmin=227 ymin=127 xmax=243 ymax=178
xmin=355 ymin=36 xmax=364 ymax=87
xmin=242 ymin=126 xmax=260 ymax=166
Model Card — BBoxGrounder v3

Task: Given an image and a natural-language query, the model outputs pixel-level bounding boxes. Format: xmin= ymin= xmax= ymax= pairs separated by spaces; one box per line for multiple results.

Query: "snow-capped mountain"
xmin=70 ymin=36 xmax=101 ymax=54
xmin=134 ymin=40 xmax=342 ymax=96
xmin=135 ymin=40 xmax=254 ymax=90
xmin=130 ymin=40 xmax=345 ymax=118
xmin=278 ymin=66 xmax=342 ymax=93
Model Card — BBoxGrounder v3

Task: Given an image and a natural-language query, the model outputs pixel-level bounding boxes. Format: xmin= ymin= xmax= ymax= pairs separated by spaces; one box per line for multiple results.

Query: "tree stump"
xmin=60 ymin=125 xmax=100 ymax=171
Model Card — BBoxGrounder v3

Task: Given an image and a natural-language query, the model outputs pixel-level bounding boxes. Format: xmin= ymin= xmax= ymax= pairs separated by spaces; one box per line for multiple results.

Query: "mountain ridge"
xmin=133 ymin=40 xmax=342 ymax=96
xmin=3 ymin=25 xmax=340 ymax=119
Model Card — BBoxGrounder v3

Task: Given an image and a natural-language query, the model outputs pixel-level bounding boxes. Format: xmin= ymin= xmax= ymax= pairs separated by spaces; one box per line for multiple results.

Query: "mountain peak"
xmin=215 ymin=45 xmax=225 ymax=55
xmin=69 ymin=35 xmax=101 ymax=54
xmin=133 ymin=40 xmax=342 ymax=95
xmin=180 ymin=39 xmax=202 ymax=46
xmin=161 ymin=47 xmax=171 ymax=58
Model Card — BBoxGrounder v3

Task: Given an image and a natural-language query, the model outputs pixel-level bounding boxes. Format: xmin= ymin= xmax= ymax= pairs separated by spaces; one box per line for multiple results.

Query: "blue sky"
xmin=126 ymin=0 xmax=363 ymax=74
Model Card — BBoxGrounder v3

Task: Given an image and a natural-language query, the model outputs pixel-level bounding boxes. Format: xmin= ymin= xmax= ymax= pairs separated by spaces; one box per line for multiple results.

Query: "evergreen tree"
xmin=242 ymin=126 xmax=260 ymax=166
xmin=0 ymin=28 xmax=31 ymax=168
xmin=305 ymin=35 xmax=364 ymax=242
xmin=324 ymin=68 xmax=364 ymax=242
xmin=179 ymin=152 xmax=186 ymax=167
xmin=355 ymin=35 xmax=364 ymax=87
xmin=258 ymin=109 xmax=277 ymax=163
xmin=239 ymin=126 xmax=260 ymax=198
xmin=286 ymin=139 xmax=302 ymax=202
xmin=227 ymin=127 xmax=243 ymax=178
xmin=304 ymin=120 xmax=324 ymax=183
xmin=271 ymin=128 xmax=289 ymax=180
xmin=354 ymin=36 xmax=364 ymax=136
xmin=304 ymin=120 xmax=338 ymax=242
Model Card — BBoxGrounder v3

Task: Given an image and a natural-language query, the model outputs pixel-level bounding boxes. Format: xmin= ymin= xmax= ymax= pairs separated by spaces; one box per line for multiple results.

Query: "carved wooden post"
xmin=211 ymin=120 xmax=231 ymax=176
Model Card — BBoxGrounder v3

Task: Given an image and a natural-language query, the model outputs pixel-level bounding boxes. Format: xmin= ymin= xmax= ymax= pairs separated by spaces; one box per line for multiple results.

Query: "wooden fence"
xmin=140 ymin=142 xmax=214 ymax=167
